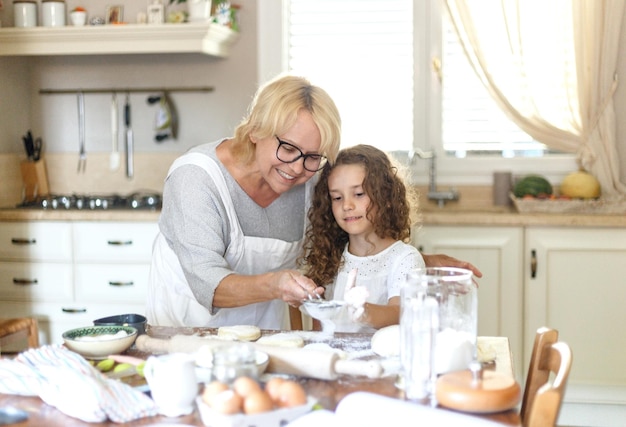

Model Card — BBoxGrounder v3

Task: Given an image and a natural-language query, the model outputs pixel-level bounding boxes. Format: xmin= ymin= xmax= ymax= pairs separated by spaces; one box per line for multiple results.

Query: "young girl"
xmin=300 ymin=144 xmax=425 ymax=332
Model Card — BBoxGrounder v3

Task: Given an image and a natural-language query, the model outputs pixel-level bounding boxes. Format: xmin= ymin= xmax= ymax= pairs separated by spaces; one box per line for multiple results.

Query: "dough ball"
xmin=371 ymin=324 xmax=400 ymax=357
xmin=217 ymin=325 xmax=261 ymax=342
xmin=256 ymin=332 xmax=304 ymax=348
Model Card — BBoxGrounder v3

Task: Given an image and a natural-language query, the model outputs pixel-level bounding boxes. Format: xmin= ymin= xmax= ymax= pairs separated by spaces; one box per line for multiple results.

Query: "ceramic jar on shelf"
xmin=13 ymin=0 xmax=37 ymax=28
xmin=41 ymin=0 xmax=66 ymax=27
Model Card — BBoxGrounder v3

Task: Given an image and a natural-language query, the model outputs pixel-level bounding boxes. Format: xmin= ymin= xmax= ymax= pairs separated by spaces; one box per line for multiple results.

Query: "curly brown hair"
xmin=299 ymin=145 xmax=420 ymax=287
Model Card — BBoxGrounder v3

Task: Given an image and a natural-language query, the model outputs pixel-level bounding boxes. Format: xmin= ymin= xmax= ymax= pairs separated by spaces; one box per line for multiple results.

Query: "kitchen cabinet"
xmin=525 ymin=227 xmax=626 ymax=427
xmin=0 ymin=221 xmax=74 ymax=309
xmin=415 ymin=222 xmax=626 ymax=426
xmin=0 ymin=22 xmax=239 ymax=57
xmin=0 ymin=221 xmax=158 ymax=346
xmin=413 ymin=225 xmax=525 ymax=380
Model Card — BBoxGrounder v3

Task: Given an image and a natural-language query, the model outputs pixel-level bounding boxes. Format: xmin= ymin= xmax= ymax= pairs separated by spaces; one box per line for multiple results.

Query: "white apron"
xmin=146 ymin=152 xmax=309 ymax=329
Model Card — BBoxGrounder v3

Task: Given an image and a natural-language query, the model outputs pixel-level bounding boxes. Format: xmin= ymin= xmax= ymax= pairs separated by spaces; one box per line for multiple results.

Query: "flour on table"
xmin=256 ymin=332 xmax=304 ymax=348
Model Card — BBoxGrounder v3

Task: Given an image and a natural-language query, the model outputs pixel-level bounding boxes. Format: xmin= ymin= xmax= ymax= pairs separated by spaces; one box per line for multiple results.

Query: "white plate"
xmin=196 ymin=396 xmax=316 ymax=427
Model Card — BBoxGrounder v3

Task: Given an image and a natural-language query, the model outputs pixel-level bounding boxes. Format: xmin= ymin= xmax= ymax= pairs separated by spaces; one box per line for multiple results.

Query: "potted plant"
xmin=169 ymin=0 xmax=212 ymax=22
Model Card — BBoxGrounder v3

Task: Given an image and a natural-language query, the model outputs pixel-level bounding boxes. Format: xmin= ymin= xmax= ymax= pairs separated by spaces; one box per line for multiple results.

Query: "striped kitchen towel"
xmin=0 ymin=345 xmax=157 ymax=423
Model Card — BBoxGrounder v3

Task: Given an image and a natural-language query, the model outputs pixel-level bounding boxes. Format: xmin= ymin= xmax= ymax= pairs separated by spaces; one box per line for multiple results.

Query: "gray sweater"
xmin=158 ymin=139 xmax=307 ymax=310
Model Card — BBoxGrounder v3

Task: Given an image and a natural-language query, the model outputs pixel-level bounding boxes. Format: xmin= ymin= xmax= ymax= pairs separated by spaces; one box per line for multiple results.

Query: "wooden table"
xmin=0 ymin=327 xmax=521 ymax=426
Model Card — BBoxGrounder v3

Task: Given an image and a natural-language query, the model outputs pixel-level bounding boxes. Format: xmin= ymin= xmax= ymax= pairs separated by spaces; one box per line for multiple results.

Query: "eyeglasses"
xmin=275 ymin=136 xmax=327 ymax=172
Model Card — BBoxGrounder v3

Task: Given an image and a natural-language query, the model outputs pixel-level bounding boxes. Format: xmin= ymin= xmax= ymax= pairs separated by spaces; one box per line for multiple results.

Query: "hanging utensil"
xmin=110 ymin=93 xmax=120 ymax=171
xmin=164 ymin=91 xmax=178 ymax=140
xmin=77 ymin=91 xmax=86 ymax=173
xmin=124 ymin=93 xmax=134 ymax=179
xmin=147 ymin=91 xmax=178 ymax=142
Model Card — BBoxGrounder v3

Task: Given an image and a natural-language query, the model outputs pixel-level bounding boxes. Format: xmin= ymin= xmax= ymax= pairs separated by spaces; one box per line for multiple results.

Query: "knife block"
xmin=20 ymin=159 xmax=50 ymax=202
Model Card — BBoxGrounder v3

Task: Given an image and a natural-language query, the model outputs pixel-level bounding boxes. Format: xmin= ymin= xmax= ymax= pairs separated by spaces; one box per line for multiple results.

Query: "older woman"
xmin=146 ymin=74 xmax=481 ymax=330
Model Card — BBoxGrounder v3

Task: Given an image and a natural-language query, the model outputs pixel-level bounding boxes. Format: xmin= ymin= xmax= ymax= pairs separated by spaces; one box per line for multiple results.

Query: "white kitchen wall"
xmin=0 ymin=1 xmax=260 ymax=205
xmin=26 ymin=1 xmax=258 ymax=155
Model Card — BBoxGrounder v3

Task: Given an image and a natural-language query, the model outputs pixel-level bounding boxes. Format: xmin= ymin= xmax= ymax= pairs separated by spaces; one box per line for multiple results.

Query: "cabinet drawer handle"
xmin=13 ymin=278 xmax=38 ymax=285
xmin=530 ymin=249 xmax=537 ymax=279
xmin=11 ymin=238 xmax=36 ymax=245
xmin=109 ymin=281 xmax=134 ymax=287
xmin=62 ymin=308 xmax=87 ymax=313
xmin=107 ymin=240 xmax=133 ymax=246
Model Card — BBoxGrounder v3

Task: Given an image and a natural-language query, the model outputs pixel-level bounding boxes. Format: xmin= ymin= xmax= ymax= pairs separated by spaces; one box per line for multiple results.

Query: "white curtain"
xmin=445 ymin=0 xmax=626 ymax=196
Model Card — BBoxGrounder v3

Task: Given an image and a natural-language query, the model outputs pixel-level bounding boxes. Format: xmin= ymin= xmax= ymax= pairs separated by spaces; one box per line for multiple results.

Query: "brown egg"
xmin=243 ymin=389 xmax=274 ymax=414
xmin=202 ymin=380 xmax=230 ymax=405
xmin=208 ymin=389 xmax=243 ymax=414
xmin=264 ymin=377 xmax=285 ymax=403
xmin=276 ymin=380 xmax=307 ymax=408
xmin=233 ymin=376 xmax=262 ymax=398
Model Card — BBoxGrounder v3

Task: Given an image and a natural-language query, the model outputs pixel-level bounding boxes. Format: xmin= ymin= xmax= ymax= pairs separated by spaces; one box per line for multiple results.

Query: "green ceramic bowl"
xmin=62 ymin=325 xmax=138 ymax=359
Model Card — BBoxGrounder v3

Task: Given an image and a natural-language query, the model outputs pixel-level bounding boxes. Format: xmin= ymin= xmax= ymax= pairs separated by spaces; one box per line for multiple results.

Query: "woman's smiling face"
xmin=255 ymin=109 xmax=322 ymax=194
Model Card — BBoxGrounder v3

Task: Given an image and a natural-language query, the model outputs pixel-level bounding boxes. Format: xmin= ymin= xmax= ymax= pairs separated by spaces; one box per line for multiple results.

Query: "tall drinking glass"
xmin=400 ymin=267 xmax=477 ymax=402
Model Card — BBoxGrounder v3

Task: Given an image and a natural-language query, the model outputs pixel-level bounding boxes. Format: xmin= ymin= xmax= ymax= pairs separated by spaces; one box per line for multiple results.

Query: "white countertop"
xmin=1 ymin=206 xmax=624 ymax=227
xmin=0 ymin=208 xmax=161 ymax=222
xmin=420 ymin=208 xmax=626 ymax=227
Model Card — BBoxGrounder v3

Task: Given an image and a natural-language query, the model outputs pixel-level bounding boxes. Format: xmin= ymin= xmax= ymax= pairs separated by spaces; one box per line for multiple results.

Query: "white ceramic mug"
xmin=143 ymin=353 xmax=198 ymax=417
xmin=70 ymin=11 xmax=87 ymax=27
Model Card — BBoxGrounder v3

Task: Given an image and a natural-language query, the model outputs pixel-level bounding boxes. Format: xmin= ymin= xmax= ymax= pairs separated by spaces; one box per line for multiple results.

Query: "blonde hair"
xmin=231 ymin=74 xmax=342 ymax=164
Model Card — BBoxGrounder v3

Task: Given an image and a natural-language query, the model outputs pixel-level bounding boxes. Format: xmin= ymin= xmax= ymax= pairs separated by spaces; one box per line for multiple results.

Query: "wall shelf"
xmin=0 ymin=22 xmax=239 ymax=57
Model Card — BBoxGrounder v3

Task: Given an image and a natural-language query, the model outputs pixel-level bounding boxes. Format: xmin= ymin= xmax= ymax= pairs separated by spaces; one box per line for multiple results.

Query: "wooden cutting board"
xmin=435 ymin=368 xmax=521 ymax=414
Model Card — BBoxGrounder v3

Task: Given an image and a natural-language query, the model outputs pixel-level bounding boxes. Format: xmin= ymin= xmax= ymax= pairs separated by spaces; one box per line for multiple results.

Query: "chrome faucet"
xmin=409 ymin=148 xmax=459 ymax=208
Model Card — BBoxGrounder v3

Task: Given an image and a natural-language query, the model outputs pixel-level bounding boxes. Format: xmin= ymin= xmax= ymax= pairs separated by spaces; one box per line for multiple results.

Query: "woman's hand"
xmin=421 ymin=253 xmax=483 ymax=278
xmin=274 ymin=270 xmax=324 ymax=307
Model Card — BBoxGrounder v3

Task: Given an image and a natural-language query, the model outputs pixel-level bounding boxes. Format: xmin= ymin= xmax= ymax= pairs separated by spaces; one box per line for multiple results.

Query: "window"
xmin=258 ymin=1 xmax=576 ymax=184
xmin=286 ymin=0 xmax=413 ymax=152
xmin=440 ymin=12 xmax=550 ymax=158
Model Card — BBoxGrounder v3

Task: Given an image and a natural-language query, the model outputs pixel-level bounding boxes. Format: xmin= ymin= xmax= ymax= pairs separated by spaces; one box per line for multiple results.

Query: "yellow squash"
xmin=560 ymin=170 xmax=601 ymax=199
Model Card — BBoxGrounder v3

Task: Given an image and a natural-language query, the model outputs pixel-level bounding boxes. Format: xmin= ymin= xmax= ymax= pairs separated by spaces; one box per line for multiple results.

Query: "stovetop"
xmin=16 ymin=192 xmax=162 ymax=210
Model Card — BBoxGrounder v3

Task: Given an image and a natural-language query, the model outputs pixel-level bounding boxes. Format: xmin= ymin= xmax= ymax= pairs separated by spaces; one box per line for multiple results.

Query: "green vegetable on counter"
xmin=513 ymin=175 xmax=553 ymax=198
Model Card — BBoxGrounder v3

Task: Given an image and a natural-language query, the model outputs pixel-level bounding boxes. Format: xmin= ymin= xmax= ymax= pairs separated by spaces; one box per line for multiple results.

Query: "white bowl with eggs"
xmin=197 ymin=376 xmax=315 ymax=427
xmin=62 ymin=325 xmax=138 ymax=359
xmin=196 ymin=394 xmax=316 ymax=427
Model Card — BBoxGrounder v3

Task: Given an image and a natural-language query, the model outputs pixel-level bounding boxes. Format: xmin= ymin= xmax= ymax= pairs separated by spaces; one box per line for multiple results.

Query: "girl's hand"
xmin=343 ymin=269 xmax=368 ymax=321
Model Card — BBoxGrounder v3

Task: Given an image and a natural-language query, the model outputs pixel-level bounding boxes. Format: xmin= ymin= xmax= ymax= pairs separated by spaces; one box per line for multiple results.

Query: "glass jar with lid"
xmin=400 ymin=267 xmax=478 ymax=400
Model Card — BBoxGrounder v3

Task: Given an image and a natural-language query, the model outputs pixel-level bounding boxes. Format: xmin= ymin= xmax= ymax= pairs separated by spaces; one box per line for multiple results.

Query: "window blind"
xmin=287 ymin=0 xmax=413 ymax=151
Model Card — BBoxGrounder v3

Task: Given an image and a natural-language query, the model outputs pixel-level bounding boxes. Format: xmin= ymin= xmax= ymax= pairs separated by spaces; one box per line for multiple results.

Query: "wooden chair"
xmin=0 ymin=318 xmax=40 ymax=353
xmin=289 ymin=306 xmax=304 ymax=330
xmin=520 ymin=327 xmax=573 ymax=427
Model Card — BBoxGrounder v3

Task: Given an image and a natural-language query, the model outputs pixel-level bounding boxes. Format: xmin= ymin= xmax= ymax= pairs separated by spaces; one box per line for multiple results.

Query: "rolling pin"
xmin=135 ymin=334 xmax=383 ymax=381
